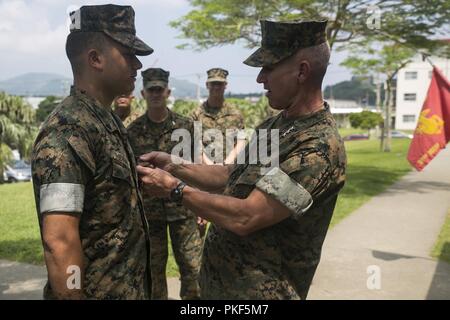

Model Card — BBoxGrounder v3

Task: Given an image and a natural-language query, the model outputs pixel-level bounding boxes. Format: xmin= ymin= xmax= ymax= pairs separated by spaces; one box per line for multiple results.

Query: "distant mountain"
xmin=0 ymin=73 xmax=208 ymax=98
xmin=0 ymin=73 xmax=71 ymax=97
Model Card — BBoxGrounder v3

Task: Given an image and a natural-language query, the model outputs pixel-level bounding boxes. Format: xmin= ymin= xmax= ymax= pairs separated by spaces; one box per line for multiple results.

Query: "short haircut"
xmin=296 ymin=42 xmax=331 ymax=86
xmin=65 ymin=32 xmax=108 ymax=70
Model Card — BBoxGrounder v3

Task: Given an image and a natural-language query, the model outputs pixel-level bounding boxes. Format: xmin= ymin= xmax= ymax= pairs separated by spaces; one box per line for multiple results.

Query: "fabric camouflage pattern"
xmin=191 ymin=101 xmax=244 ymax=161
xmin=122 ymin=110 xmax=145 ymax=127
xmin=244 ymin=20 xmax=327 ymax=67
xmin=127 ymin=109 xmax=203 ymax=299
xmin=69 ymin=4 xmax=153 ymax=56
xmin=128 ymin=109 xmax=198 ymax=222
xmin=199 ymin=102 xmax=347 ymax=299
xmin=31 ymin=87 xmax=151 ymax=300
xmin=142 ymin=68 xmax=170 ymax=89
xmin=206 ymin=68 xmax=229 ymax=82
xmin=147 ymin=218 xmax=203 ymax=300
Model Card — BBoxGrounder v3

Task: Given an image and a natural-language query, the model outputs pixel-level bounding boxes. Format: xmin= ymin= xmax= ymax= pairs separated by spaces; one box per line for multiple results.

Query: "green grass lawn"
xmin=330 ymin=139 xmax=411 ymax=227
xmin=0 ymin=139 xmax=412 ymax=277
xmin=431 ymin=210 xmax=450 ymax=264
xmin=338 ymin=127 xmax=366 ymax=137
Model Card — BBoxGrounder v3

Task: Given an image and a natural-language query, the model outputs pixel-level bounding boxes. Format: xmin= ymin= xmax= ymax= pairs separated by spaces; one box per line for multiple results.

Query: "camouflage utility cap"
xmin=142 ymin=68 xmax=170 ymax=89
xmin=207 ymin=68 xmax=229 ymax=83
xmin=244 ymin=20 xmax=327 ymax=67
xmin=69 ymin=4 xmax=153 ymax=56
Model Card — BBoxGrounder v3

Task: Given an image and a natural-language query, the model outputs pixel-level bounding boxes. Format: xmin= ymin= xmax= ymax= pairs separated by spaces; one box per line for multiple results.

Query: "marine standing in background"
xmin=191 ymin=68 xmax=245 ymax=164
xmin=128 ymin=68 xmax=203 ymax=300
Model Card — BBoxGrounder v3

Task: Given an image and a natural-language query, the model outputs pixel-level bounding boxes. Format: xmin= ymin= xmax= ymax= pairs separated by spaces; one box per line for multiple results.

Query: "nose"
xmin=133 ymin=55 xmax=143 ymax=71
xmin=256 ymin=68 xmax=266 ymax=84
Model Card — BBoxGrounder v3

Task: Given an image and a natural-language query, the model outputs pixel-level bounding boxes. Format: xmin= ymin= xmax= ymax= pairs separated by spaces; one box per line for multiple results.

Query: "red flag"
xmin=407 ymin=67 xmax=450 ymax=171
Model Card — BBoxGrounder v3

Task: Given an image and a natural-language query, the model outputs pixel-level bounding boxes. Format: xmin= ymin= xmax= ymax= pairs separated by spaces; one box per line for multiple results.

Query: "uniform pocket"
xmin=111 ymin=159 xmax=132 ymax=186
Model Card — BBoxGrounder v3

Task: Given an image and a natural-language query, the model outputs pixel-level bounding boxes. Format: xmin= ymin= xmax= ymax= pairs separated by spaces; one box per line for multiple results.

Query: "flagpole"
xmin=421 ymin=53 xmax=435 ymax=68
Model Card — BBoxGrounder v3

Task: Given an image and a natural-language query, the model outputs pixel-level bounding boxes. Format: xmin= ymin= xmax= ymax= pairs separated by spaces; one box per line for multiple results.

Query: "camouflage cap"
xmin=69 ymin=4 xmax=153 ymax=56
xmin=206 ymin=68 xmax=229 ymax=83
xmin=142 ymin=68 xmax=170 ymax=89
xmin=244 ymin=20 xmax=327 ymax=67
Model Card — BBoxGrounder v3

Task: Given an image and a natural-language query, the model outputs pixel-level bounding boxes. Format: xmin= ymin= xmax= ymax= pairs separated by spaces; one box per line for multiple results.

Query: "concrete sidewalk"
xmin=0 ymin=259 xmax=181 ymax=300
xmin=1 ymin=148 xmax=449 ymax=300
xmin=308 ymin=146 xmax=450 ymax=299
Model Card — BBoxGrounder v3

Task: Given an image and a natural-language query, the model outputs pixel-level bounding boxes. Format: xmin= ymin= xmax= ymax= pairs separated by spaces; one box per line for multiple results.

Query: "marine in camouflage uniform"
xmin=31 ymin=5 xmax=153 ymax=300
xmin=198 ymin=20 xmax=347 ymax=299
xmin=128 ymin=68 xmax=203 ymax=300
xmin=191 ymin=68 xmax=244 ymax=162
xmin=200 ymin=102 xmax=346 ymax=299
xmin=113 ymin=94 xmax=144 ymax=127
xmin=136 ymin=20 xmax=346 ymax=300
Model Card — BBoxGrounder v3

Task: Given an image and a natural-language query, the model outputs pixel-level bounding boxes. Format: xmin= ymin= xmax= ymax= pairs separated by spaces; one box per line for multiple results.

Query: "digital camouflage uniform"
xmin=122 ymin=110 xmax=145 ymax=127
xmin=32 ymin=87 xmax=151 ymax=299
xmin=191 ymin=68 xmax=244 ymax=162
xmin=31 ymin=5 xmax=153 ymax=300
xmin=200 ymin=20 xmax=347 ymax=299
xmin=127 ymin=68 xmax=203 ymax=300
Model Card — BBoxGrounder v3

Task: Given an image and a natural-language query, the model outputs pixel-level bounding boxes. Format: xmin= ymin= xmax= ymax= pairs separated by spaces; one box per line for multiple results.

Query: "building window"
xmin=403 ymin=115 xmax=416 ymax=123
xmin=404 ymin=93 xmax=417 ymax=101
xmin=405 ymin=71 xmax=418 ymax=80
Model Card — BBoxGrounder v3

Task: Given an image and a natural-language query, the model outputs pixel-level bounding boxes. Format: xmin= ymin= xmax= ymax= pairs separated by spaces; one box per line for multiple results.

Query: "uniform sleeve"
xmin=255 ymin=150 xmax=331 ymax=218
xmin=190 ymin=108 xmax=199 ymax=121
xmin=32 ymin=125 xmax=95 ymax=215
xmin=236 ymin=111 xmax=245 ymax=130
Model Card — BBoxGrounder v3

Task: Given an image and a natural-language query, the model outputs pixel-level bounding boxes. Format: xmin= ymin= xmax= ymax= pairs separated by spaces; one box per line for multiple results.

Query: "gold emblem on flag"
xmin=416 ymin=109 xmax=444 ymax=135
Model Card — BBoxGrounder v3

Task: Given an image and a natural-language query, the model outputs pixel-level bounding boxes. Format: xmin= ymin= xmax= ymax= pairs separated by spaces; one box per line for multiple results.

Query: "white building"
xmin=328 ymin=98 xmax=378 ymax=128
xmin=395 ymin=53 xmax=450 ymax=130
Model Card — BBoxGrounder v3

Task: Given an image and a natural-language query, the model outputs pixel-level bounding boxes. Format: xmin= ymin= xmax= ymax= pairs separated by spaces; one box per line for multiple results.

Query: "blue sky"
xmin=0 ymin=0 xmax=352 ymax=93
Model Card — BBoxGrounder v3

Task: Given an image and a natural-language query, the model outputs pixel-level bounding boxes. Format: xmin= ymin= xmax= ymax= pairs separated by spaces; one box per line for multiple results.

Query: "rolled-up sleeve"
xmin=255 ymin=150 xmax=331 ymax=218
xmin=255 ymin=166 xmax=313 ymax=216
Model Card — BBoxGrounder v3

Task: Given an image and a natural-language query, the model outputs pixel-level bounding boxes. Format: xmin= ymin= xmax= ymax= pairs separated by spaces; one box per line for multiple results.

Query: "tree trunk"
xmin=0 ymin=138 xmax=4 ymax=184
xmin=380 ymin=82 xmax=388 ymax=151
xmin=382 ymin=80 xmax=392 ymax=152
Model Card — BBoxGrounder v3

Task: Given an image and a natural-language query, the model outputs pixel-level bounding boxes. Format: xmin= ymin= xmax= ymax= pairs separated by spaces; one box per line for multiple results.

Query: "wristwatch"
xmin=170 ymin=181 xmax=187 ymax=204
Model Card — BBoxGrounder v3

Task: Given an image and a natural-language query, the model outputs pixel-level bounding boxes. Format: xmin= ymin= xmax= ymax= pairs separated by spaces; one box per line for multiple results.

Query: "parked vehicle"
xmin=3 ymin=160 xmax=32 ymax=182
xmin=380 ymin=130 xmax=413 ymax=139
xmin=343 ymin=134 xmax=369 ymax=141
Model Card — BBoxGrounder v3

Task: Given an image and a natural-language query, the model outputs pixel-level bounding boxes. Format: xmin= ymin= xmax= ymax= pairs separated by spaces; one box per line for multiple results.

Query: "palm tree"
xmin=0 ymin=92 xmax=37 ymax=182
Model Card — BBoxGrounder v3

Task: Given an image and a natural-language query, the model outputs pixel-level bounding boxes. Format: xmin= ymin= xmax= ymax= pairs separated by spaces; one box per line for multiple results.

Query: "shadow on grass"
xmin=427 ymin=242 xmax=450 ymax=300
xmin=0 ymin=238 xmax=44 ymax=265
xmin=341 ymin=165 xmax=411 ymax=198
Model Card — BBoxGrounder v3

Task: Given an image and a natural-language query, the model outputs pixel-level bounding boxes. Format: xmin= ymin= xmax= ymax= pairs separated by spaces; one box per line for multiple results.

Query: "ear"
xmin=206 ymin=82 xmax=210 ymax=89
xmin=167 ymin=89 xmax=172 ymax=96
xmin=87 ymin=49 xmax=104 ymax=71
xmin=297 ymin=60 xmax=311 ymax=84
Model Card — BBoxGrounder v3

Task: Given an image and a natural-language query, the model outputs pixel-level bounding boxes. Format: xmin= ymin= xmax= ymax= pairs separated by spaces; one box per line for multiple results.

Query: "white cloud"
xmin=0 ymin=0 xmax=68 ymax=55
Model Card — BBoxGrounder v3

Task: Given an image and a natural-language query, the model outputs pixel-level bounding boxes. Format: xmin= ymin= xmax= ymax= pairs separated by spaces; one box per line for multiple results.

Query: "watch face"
xmin=171 ymin=185 xmax=183 ymax=203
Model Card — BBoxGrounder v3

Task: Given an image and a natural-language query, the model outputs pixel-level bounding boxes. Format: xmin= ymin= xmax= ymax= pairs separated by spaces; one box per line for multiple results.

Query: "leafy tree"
xmin=349 ymin=110 xmax=383 ymax=138
xmin=0 ymin=92 xmax=37 ymax=182
xmin=36 ymin=96 xmax=60 ymax=123
xmin=323 ymin=76 xmax=384 ymax=106
xmin=228 ymin=96 xmax=274 ymax=129
xmin=172 ymin=99 xmax=199 ymax=117
xmin=170 ymin=0 xmax=448 ymax=53
xmin=341 ymin=43 xmax=416 ymax=151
